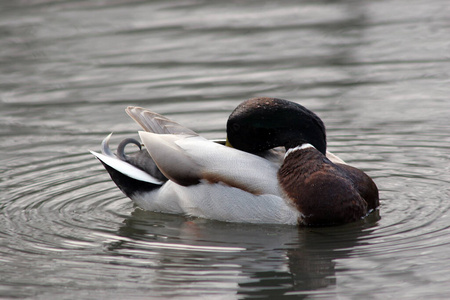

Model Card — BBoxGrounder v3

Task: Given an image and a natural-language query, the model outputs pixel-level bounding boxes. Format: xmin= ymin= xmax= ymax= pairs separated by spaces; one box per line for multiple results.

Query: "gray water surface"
xmin=1 ymin=0 xmax=450 ymax=299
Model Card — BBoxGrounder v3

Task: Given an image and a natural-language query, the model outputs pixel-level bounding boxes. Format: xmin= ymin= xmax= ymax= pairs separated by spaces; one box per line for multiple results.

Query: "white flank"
xmin=90 ymin=150 xmax=164 ymax=185
xmin=131 ymin=181 xmax=301 ymax=225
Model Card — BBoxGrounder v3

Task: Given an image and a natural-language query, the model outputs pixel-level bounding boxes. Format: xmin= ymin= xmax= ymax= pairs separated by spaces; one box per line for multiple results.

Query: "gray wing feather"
xmin=126 ymin=106 xmax=198 ymax=136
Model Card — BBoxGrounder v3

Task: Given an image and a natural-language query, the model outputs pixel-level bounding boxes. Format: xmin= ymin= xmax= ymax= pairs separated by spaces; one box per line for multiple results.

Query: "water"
xmin=1 ymin=0 xmax=449 ymax=298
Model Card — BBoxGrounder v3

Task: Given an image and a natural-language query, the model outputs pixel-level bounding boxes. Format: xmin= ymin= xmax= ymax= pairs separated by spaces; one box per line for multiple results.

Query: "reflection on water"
xmin=1 ymin=0 xmax=450 ymax=298
xmin=109 ymin=209 xmax=380 ymax=299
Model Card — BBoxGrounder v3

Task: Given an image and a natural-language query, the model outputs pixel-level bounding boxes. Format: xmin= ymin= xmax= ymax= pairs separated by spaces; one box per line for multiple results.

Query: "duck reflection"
xmin=237 ymin=213 xmax=379 ymax=298
xmin=108 ymin=208 xmax=379 ymax=298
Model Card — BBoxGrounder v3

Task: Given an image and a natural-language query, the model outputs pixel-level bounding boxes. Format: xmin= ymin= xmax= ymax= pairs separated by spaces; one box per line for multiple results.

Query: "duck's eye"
xmin=232 ymin=123 xmax=240 ymax=132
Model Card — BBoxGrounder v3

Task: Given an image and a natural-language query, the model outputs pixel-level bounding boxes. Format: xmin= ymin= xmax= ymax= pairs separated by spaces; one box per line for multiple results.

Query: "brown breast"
xmin=278 ymin=147 xmax=378 ymax=226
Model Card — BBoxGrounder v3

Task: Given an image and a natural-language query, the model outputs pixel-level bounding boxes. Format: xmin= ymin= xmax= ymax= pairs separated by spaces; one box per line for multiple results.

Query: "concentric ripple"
xmin=2 ymin=117 xmax=450 ymax=299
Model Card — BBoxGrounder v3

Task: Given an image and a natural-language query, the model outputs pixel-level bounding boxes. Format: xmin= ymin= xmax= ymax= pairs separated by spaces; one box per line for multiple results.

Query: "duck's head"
xmin=226 ymin=97 xmax=327 ymax=154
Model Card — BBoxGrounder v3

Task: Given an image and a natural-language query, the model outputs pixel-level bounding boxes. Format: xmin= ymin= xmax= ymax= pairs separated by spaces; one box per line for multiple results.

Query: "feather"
xmin=138 ymin=132 xmax=280 ymax=195
xmin=90 ymin=150 xmax=164 ymax=185
xmin=126 ymin=106 xmax=197 ymax=135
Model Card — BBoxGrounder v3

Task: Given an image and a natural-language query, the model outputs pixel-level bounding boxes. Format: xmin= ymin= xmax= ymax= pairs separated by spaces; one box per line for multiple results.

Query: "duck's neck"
xmin=278 ymin=144 xmax=322 ymax=225
xmin=280 ymin=131 xmax=327 ymax=155
xmin=284 ymin=143 xmax=315 ymax=159
xmin=280 ymin=144 xmax=324 ymax=180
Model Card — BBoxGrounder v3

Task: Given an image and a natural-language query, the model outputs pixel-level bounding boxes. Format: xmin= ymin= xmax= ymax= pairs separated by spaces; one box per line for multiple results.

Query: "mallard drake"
xmin=91 ymin=97 xmax=379 ymax=226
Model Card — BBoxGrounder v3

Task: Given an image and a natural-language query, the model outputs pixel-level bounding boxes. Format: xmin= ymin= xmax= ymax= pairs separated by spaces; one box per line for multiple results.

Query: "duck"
xmin=91 ymin=97 xmax=379 ymax=226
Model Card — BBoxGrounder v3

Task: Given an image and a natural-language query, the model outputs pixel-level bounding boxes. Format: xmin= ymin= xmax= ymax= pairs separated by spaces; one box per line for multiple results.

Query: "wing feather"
xmin=138 ymin=132 xmax=279 ymax=195
xmin=126 ymin=106 xmax=198 ymax=135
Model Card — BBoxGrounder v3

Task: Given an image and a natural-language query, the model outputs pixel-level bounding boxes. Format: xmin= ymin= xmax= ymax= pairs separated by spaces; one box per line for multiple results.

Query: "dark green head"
xmin=226 ymin=97 xmax=327 ymax=154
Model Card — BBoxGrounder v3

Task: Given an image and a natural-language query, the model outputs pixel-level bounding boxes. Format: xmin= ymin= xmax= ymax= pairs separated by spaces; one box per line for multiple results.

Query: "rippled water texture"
xmin=1 ymin=0 xmax=450 ymax=298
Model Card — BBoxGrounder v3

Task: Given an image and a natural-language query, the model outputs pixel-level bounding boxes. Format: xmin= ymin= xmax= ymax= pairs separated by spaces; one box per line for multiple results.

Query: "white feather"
xmin=325 ymin=151 xmax=346 ymax=164
xmin=90 ymin=150 xmax=164 ymax=185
